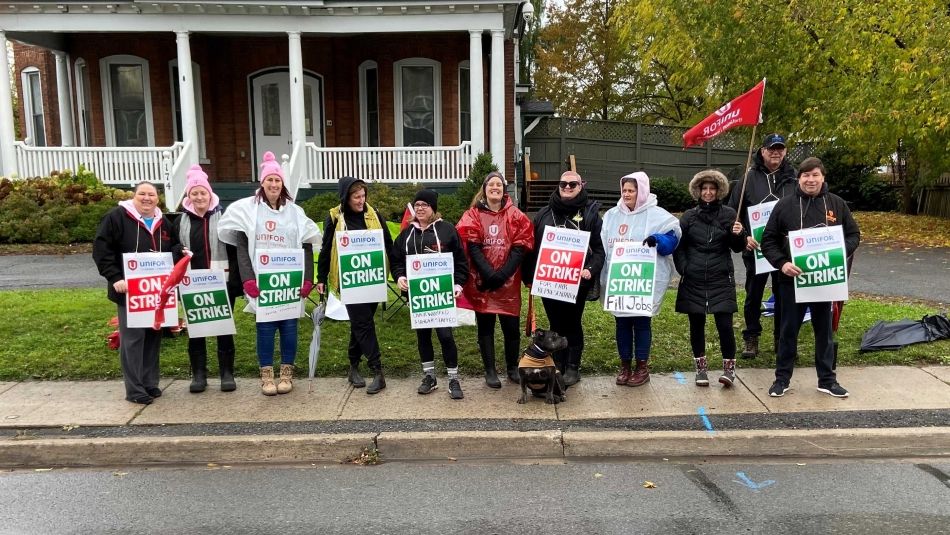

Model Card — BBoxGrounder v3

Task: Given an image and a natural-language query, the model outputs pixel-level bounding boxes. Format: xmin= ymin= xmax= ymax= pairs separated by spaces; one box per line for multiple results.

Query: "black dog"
xmin=518 ymin=329 xmax=569 ymax=405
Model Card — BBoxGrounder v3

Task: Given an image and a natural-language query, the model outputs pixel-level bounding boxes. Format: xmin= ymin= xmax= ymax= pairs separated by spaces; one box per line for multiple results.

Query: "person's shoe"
xmin=768 ymin=380 xmax=790 ymax=397
xmin=418 ymin=374 xmax=438 ymax=395
xmin=218 ymin=353 xmax=237 ymax=392
xmin=616 ymin=362 xmax=632 ymax=385
xmin=479 ymin=336 xmax=501 ymax=389
xmin=741 ymin=337 xmax=759 ymax=359
xmin=817 ymin=382 xmax=849 ymax=398
xmin=563 ymin=367 xmax=580 ymax=387
xmin=627 ymin=360 xmax=650 ymax=387
xmin=189 ymin=369 xmax=207 ymax=393
xmin=260 ymin=366 xmax=278 ymax=396
xmin=348 ymin=363 xmax=366 ymax=388
xmin=276 ymin=364 xmax=294 ymax=394
xmin=506 ymin=368 xmax=520 ymax=384
xmin=448 ymin=378 xmax=464 ymax=400
xmin=366 ymin=367 xmax=386 ymax=395
xmin=694 ymin=355 xmax=709 ymax=387
xmin=484 ymin=367 xmax=501 ymax=389
xmin=127 ymin=395 xmax=153 ymax=405
xmin=146 ymin=387 xmax=163 ymax=398
xmin=719 ymin=359 xmax=736 ymax=388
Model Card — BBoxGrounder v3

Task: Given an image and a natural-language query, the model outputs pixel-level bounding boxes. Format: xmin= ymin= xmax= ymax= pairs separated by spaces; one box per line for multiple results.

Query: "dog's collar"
xmin=524 ymin=344 xmax=547 ymax=359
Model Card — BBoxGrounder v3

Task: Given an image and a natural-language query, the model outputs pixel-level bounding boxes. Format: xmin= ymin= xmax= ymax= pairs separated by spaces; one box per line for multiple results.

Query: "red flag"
xmin=153 ymin=251 xmax=193 ymax=330
xmin=399 ymin=203 xmax=415 ymax=231
xmin=683 ymin=79 xmax=765 ymax=148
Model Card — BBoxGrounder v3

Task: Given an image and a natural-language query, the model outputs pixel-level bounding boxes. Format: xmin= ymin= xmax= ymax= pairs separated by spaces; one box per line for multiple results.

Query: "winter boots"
xmin=628 ymin=359 xmax=650 ymax=387
xmin=218 ymin=350 xmax=236 ymax=392
xmin=616 ymin=361 xmax=632 ymax=385
xmin=366 ymin=365 xmax=386 ymax=395
xmin=719 ymin=359 xmax=737 ymax=387
xmin=563 ymin=346 xmax=582 ymax=387
xmin=189 ymin=353 xmax=208 ymax=393
xmin=348 ymin=361 xmax=366 ymax=388
xmin=741 ymin=336 xmax=759 ymax=359
xmin=260 ymin=366 xmax=277 ymax=396
xmin=504 ymin=336 xmax=521 ymax=384
xmin=694 ymin=355 xmax=709 ymax=387
xmin=478 ymin=336 xmax=502 ymax=389
xmin=277 ymin=364 xmax=294 ymax=394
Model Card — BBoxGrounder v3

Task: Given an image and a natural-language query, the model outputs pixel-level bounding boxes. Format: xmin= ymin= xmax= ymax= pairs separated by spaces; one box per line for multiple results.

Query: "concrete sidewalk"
xmin=2 ymin=366 xmax=949 ymax=467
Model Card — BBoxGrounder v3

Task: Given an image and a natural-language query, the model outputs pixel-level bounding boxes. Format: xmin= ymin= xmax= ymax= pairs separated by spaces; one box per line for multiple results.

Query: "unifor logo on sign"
xmin=182 ymin=276 xmax=191 ymax=286
xmin=265 ymin=220 xmax=277 ymax=232
xmin=546 ymin=231 xmax=555 ymax=242
xmin=127 ymin=259 xmax=138 ymax=270
xmin=341 ymin=236 xmax=350 ymax=247
xmin=259 ymin=254 xmax=270 ymax=266
xmin=412 ymin=260 xmax=422 ymax=271
xmin=794 ymin=237 xmax=805 ymax=248
xmin=752 ymin=211 xmax=761 ymax=222
xmin=615 ymin=246 xmax=624 ymax=256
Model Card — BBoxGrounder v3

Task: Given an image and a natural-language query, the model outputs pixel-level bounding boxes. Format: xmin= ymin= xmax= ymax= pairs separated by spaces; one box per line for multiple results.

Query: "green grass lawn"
xmin=0 ymin=287 xmax=947 ymax=381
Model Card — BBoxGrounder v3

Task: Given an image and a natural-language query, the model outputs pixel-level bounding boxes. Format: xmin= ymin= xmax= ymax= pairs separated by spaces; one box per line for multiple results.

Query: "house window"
xmin=359 ymin=60 xmax=380 ymax=147
xmin=169 ymin=60 xmax=208 ymax=160
xmin=100 ymin=55 xmax=155 ymax=147
xmin=394 ymin=58 xmax=441 ymax=147
xmin=21 ymin=68 xmax=46 ymax=146
xmin=459 ymin=61 xmax=471 ymax=143
xmin=74 ymin=59 xmax=93 ymax=146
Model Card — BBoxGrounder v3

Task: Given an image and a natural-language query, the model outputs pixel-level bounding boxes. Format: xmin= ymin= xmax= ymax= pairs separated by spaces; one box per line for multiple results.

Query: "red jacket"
xmin=456 ymin=196 xmax=534 ymax=316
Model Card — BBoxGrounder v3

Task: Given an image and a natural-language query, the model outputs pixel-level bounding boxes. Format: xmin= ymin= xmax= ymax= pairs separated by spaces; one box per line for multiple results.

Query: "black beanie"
xmin=414 ymin=189 xmax=438 ymax=212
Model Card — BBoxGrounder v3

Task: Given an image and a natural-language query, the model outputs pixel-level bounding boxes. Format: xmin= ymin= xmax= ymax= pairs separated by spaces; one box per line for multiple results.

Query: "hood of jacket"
xmin=689 ymin=169 xmax=730 ymax=201
xmin=337 ymin=176 xmax=366 ymax=206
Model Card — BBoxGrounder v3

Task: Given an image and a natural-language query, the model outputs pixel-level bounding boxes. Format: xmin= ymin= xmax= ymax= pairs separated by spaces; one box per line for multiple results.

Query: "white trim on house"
xmin=358 ymin=60 xmax=379 ymax=148
xmin=393 ymin=57 xmax=441 ymax=147
xmin=458 ymin=60 xmax=470 ymax=143
xmin=73 ymin=58 xmax=92 ymax=146
xmin=20 ymin=66 xmax=46 ymax=146
xmin=99 ymin=54 xmax=156 ymax=147
xmin=169 ymin=58 xmax=207 ymax=161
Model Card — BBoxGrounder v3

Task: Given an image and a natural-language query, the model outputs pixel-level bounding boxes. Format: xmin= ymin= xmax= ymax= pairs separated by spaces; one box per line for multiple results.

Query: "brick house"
xmin=0 ymin=0 xmax=533 ymax=209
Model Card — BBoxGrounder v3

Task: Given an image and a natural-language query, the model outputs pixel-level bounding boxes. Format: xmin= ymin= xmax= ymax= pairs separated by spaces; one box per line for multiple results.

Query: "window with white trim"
xmin=358 ymin=60 xmax=380 ymax=147
xmin=74 ymin=59 xmax=93 ymax=146
xmin=169 ymin=59 xmax=208 ymax=160
xmin=99 ymin=55 xmax=154 ymax=147
xmin=394 ymin=58 xmax=441 ymax=147
xmin=21 ymin=67 xmax=46 ymax=146
xmin=458 ymin=61 xmax=471 ymax=143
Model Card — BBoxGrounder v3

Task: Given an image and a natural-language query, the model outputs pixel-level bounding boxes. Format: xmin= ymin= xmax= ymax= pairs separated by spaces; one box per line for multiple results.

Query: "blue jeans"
xmin=616 ymin=316 xmax=652 ymax=362
xmin=256 ymin=318 xmax=298 ymax=367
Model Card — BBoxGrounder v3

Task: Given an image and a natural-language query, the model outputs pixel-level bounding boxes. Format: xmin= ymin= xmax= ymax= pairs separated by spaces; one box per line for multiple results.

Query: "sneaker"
xmin=817 ymin=382 xmax=849 ymax=398
xmin=417 ymin=375 xmax=438 ymax=395
xmin=768 ymin=381 xmax=790 ymax=397
xmin=448 ymin=378 xmax=464 ymax=400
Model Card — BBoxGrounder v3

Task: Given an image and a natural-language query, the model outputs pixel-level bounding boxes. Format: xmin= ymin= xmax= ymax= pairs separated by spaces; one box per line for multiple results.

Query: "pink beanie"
xmin=259 ymin=151 xmax=285 ymax=183
xmin=181 ymin=164 xmax=220 ymax=213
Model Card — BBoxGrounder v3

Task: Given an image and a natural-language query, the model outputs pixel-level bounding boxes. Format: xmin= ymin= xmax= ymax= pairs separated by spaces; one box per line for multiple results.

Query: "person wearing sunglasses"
xmin=522 ymin=171 xmax=606 ymax=387
xmin=601 ymin=172 xmax=681 ymax=387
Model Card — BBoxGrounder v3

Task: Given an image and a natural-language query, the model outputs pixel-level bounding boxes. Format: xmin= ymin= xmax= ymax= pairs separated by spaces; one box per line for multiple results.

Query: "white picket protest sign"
xmin=788 ymin=226 xmax=849 ymax=303
xmin=530 ymin=226 xmax=591 ymax=303
xmin=254 ymin=248 xmax=304 ymax=322
xmin=407 ymin=253 xmax=457 ymax=329
xmin=123 ymin=252 xmax=176 ymax=328
xmin=337 ymin=229 xmax=387 ymax=304
xmin=602 ymin=243 xmax=657 ymax=316
xmin=748 ymin=200 xmax=778 ymax=274
xmin=179 ymin=269 xmax=236 ymax=338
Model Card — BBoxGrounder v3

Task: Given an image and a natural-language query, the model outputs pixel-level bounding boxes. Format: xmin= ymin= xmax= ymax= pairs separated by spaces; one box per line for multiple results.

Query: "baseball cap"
xmin=762 ymin=133 xmax=786 ymax=149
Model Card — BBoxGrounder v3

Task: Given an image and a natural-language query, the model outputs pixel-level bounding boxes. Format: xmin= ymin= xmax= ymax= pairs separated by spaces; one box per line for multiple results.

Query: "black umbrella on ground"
xmin=860 ymin=314 xmax=950 ymax=352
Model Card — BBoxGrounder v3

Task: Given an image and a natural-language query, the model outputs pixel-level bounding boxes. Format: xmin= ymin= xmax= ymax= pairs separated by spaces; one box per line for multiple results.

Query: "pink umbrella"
xmin=153 ymin=251 xmax=193 ymax=330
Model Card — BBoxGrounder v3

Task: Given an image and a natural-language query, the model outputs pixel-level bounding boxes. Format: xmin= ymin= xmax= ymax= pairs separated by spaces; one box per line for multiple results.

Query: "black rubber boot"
xmin=504 ymin=335 xmax=521 ymax=383
xmin=478 ymin=336 xmax=502 ymax=389
xmin=348 ymin=360 xmax=366 ymax=388
xmin=366 ymin=366 xmax=386 ymax=395
xmin=189 ymin=353 xmax=208 ymax=393
xmin=563 ymin=346 xmax=582 ymax=387
xmin=218 ymin=350 xmax=236 ymax=392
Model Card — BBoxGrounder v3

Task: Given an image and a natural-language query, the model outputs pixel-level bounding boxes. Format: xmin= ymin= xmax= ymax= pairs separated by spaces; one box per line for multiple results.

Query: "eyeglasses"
xmin=413 ymin=202 xmax=430 ymax=209
xmin=559 ymin=181 xmax=581 ymax=190
xmin=765 ymin=146 xmax=786 ymax=153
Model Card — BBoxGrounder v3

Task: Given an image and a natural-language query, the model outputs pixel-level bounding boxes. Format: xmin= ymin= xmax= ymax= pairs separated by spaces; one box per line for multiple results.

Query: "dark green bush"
xmin=650 ymin=176 xmax=693 ymax=213
xmin=819 ymin=148 xmax=898 ymax=211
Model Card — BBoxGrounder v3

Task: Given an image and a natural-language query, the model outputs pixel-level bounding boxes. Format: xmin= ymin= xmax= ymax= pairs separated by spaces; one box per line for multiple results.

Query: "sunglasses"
xmin=559 ymin=181 xmax=581 ymax=190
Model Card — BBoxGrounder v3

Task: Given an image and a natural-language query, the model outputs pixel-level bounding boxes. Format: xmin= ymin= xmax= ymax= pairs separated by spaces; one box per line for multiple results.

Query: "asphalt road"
xmin=1 ymin=459 xmax=948 ymax=534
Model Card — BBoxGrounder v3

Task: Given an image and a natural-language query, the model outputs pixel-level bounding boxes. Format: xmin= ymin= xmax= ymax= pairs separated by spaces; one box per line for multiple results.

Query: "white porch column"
xmin=0 ymin=31 xmax=18 ymax=177
xmin=489 ymin=29 xmax=505 ymax=172
xmin=174 ymin=31 xmax=200 ymax=165
xmin=287 ymin=31 xmax=306 ymax=151
xmin=53 ymin=51 xmax=75 ymax=147
xmin=468 ymin=30 xmax=485 ymax=156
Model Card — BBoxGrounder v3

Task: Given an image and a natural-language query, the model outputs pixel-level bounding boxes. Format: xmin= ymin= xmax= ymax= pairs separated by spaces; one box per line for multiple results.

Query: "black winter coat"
xmin=391 ymin=219 xmax=469 ymax=287
xmin=521 ymin=197 xmax=606 ymax=289
xmin=674 ymin=202 xmax=746 ymax=314
xmin=727 ymin=151 xmax=797 ymax=257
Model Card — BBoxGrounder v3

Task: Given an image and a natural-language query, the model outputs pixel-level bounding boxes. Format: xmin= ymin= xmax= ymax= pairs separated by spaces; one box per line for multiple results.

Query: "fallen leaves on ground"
xmin=854 ymin=212 xmax=950 ymax=248
xmin=642 ymin=481 xmax=657 ymax=489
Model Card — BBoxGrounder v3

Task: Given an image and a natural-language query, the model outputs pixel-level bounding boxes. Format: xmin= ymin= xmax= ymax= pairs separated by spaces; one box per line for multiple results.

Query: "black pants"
xmin=416 ymin=327 xmax=458 ymax=368
xmin=774 ymin=282 xmax=836 ymax=386
xmin=540 ymin=285 xmax=590 ymax=351
xmin=187 ymin=290 xmax=237 ymax=362
xmin=345 ymin=302 xmax=382 ymax=369
xmin=476 ymin=312 xmax=521 ymax=364
xmin=688 ymin=312 xmax=736 ymax=359
xmin=742 ymin=253 xmax=780 ymax=342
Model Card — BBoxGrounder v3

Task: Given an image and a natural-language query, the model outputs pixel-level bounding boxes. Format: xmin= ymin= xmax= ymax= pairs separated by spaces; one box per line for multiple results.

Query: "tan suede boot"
xmin=260 ymin=366 xmax=277 ymax=396
xmin=277 ymin=364 xmax=294 ymax=394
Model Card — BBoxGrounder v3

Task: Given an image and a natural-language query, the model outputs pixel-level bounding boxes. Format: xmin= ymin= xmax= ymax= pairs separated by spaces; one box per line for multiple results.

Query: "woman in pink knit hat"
xmin=218 ymin=152 xmax=322 ymax=396
xmin=175 ymin=164 xmax=242 ymax=393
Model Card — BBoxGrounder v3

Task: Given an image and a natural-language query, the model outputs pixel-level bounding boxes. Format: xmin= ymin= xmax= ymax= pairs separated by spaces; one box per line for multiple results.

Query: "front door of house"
xmin=250 ymin=70 xmax=323 ymax=173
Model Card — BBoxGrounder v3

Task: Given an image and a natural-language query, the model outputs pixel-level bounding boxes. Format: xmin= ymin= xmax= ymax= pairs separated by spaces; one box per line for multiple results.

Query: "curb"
xmin=2 ymin=428 xmax=948 ymax=468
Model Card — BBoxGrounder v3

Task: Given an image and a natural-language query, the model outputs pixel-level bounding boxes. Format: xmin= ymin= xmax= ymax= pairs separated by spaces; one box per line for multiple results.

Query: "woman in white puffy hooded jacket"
xmin=600 ymin=172 xmax=681 ymax=388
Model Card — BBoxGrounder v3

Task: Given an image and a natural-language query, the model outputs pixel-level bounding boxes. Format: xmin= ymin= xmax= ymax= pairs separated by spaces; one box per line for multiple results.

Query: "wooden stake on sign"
xmin=525 ymin=154 xmax=533 ymax=180
xmin=734 ymin=124 xmax=759 ymax=224
xmin=569 ymin=154 xmax=577 ymax=172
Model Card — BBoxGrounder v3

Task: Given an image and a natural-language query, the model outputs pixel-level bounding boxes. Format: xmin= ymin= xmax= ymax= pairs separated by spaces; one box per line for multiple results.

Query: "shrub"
xmin=650 ymin=176 xmax=693 ymax=213
xmin=454 ymin=152 xmax=499 ymax=209
xmin=820 ymin=147 xmax=899 ymax=211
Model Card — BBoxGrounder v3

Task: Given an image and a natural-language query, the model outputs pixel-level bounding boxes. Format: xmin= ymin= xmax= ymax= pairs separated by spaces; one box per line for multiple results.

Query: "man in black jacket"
xmin=728 ymin=133 xmax=798 ymax=359
xmin=761 ymin=157 xmax=861 ymax=398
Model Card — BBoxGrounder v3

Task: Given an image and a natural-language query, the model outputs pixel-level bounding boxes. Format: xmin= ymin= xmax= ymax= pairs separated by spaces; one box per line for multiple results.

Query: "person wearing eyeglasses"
xmin=601 ymin=172 xmax=681 ymax=387
xmin=760 ymin=157 xmax=860 ymax=399
xmin=727 ymin=133 xmax=798 ymax=360
xmin=522 ymin=171 xmax=606 ymax=387
xmin=391 ymin=189 xmax=470 ymax=400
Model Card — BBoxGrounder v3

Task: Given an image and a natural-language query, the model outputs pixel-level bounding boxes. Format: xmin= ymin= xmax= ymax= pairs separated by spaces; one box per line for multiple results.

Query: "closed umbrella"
xmin=307 ymin=293 xmax=327 ymax=393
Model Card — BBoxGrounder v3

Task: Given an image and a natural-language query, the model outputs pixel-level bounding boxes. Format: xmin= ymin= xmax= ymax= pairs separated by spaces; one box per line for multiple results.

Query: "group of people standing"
xmin=94 ymin=134 xmax=859 ymax=405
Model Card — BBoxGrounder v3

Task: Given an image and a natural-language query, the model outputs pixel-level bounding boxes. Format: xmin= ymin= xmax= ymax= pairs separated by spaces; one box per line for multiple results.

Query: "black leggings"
xmin=688 ymin=312 xmax=736 ymax=359
xmin=416 ymin=327 xmax=458 ymax=368
xmin=475 ymin=312 xmax=520 ymax=342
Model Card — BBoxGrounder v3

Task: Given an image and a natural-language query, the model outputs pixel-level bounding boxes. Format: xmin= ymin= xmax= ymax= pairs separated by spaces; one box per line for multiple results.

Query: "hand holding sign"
xmin=781 ymin=262 xmax=802 ymax=277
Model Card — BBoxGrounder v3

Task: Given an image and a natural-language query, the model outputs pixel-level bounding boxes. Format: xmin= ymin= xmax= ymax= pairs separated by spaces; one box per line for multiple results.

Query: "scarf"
xmin=327 ymin=203 xmax=386 ymax=295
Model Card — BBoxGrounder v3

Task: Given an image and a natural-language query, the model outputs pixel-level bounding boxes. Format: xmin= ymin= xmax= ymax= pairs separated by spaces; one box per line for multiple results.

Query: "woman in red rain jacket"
xmin=457 ymin=171 xmax=534 ymax=387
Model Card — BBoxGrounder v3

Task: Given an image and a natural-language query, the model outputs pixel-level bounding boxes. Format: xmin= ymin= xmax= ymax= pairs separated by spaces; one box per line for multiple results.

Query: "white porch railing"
xmin=164 ymin=141 xmax=194 ymax=212
xmin=13 ymin=142 xmax=185 ymax=186
xmin=283 ymin=141 xmax=304 ymax=200
xmin=305 ymin=142 xmax=473 ymax=184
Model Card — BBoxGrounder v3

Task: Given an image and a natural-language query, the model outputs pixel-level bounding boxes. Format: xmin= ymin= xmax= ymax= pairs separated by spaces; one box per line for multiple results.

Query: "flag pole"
xmin=733 ymin=125 xmax=759 ymax=224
